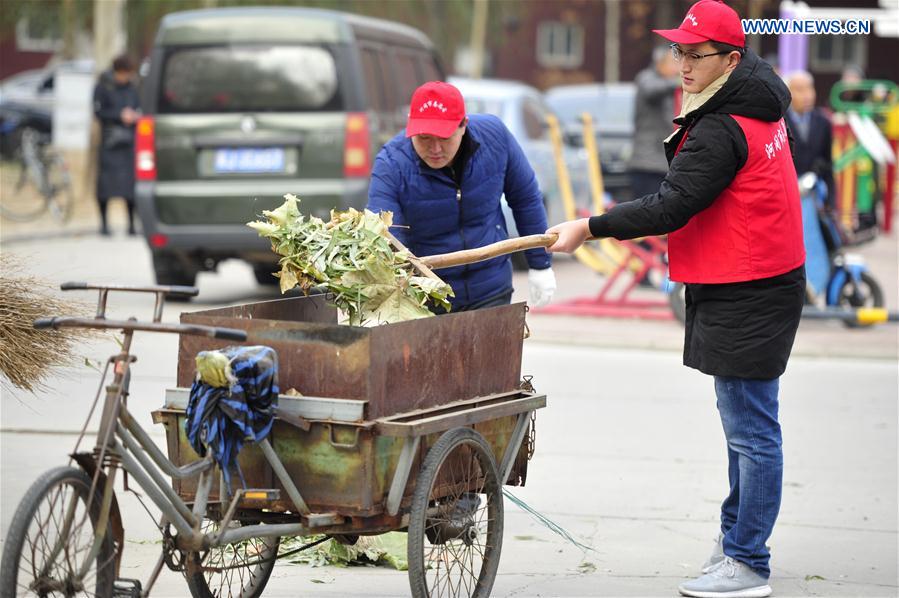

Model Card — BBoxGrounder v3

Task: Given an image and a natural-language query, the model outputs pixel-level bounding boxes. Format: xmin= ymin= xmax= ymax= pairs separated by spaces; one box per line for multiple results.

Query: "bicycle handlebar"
xmin=60 ymin=282 xmax=199 ymax=297
xmin=33 ymin=316 xmax=248 ymax=341
xmin=213 ymin=327 xmax=249 ymax=341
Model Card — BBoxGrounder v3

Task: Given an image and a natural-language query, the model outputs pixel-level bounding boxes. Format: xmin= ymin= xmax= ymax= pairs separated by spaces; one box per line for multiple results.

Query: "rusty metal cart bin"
xmin=152 ymin=294 xmax=546 ymax=597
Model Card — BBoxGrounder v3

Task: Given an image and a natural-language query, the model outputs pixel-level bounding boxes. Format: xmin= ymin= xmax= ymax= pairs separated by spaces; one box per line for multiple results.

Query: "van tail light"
xmin=343 ymin=112 xmax=370 ymax=178
xmin=135 ymin=116 xmax=156 ymax=181
xmin=150 ymin=233 xmax=168 ymax=248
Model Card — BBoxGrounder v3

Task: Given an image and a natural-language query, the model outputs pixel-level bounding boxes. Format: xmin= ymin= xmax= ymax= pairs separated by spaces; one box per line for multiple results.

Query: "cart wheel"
xmin=185 ymin=518 xmax=279 ymax=598
xmin=838 ymin=271 xmax=884 ymax=328
xmin=0 ymin=466 xmax=116 ymax=597
xmin=407 ymin=427 xmax=504 ymax=598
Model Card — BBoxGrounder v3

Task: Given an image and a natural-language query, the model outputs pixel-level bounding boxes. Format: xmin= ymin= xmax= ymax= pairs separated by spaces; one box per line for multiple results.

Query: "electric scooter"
xmin=799 ymin=171 xmax=884 ymax=327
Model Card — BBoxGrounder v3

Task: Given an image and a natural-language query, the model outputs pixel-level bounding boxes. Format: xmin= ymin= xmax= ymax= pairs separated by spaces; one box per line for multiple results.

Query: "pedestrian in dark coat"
xmin=547 ymin=2 xmax=805 ymax=597
xmin=628 ymin=45 xmax=681 ymax=199
xmin=784 ymin=70 xmax=834 ymax=208
xmin=93 ymin=54 xmax=140 ymax=236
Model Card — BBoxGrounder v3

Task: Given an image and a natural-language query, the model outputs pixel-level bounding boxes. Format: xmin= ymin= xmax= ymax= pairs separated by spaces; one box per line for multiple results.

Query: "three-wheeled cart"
xmin=153 ymin=294 xmax=546 ymax=597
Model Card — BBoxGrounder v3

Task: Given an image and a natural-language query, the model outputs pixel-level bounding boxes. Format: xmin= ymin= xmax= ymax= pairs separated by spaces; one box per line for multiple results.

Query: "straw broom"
xmin=0 ymin=255 xmax=98 ymax=396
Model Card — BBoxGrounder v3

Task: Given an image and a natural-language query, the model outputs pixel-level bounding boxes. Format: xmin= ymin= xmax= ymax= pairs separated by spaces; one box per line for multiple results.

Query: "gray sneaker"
xmin=701 ymin=533 xmax=725 ymax=573
xmin=679 ymin=557 xmax=772 ymax=598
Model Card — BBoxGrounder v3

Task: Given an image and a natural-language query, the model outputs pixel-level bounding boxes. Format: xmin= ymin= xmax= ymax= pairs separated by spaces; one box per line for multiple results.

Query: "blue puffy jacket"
xmin=367 ymin=114 xmax=550 ymax=309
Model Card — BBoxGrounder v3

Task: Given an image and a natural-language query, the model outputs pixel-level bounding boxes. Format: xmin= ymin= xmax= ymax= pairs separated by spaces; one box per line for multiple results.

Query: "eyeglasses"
xmin=670 ymin=44 xmax=731 ymax=64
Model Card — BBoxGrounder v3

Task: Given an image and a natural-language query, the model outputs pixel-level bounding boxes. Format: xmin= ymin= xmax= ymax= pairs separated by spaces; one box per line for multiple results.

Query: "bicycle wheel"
xmin=0 ymin=155 xmax=47 ymax=222
xmin=0 ymin=466 xmax=116 ymax=597
xmin=44 ymin=153 xmax=74 ymax=223
xmin=407 ymin=427 xmax=504 ymax=598
xmin=185 ymin=518 xmax=279 ymax=598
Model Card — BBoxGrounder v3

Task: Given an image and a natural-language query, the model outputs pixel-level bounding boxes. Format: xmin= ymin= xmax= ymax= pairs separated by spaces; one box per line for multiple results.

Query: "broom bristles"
xmin=0 ymin=255 xmax=98 ymax=395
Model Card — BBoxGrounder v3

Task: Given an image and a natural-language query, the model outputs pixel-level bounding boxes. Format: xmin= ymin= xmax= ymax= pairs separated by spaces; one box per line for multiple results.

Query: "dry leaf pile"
xmin=248 ymin=194 xmax=453 ymax=325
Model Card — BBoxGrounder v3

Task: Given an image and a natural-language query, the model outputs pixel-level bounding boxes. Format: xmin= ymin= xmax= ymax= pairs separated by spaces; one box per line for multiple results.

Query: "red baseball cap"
xmin=405 ymin=81 xmax=466 ymax=138
xmin=653 ymin=0 xmax=745 ymax=48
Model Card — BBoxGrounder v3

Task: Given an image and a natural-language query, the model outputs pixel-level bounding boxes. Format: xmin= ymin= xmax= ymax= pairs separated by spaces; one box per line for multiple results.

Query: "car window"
xmin=159 ymin=45 xmax=341 ymax=113
xmin=416 ymin=53 xmax=441 ymax=83
xmin=547 ymin=87 xmax=634 ymax=132
xmin=593 ymin=89 xmax=634 ymax=131
xmin=360 ymin=46 xmax=388 ymax=113
xmin=521 ymin=98 xmax=548 ymax=140
xmin=391 ymin=50 xmax=420 ymax=112
xmin=461 ymin=97 xmax=504 ymax=117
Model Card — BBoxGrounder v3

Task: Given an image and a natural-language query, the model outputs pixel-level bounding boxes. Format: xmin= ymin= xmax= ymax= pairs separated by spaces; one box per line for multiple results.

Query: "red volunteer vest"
xmin=668 ymin=115 xmax=805 ymax=284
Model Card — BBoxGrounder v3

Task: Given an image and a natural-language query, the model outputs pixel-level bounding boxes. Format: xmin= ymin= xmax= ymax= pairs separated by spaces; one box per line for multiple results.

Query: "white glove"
xmin=528 ymin=267 xmax=556 ymax=308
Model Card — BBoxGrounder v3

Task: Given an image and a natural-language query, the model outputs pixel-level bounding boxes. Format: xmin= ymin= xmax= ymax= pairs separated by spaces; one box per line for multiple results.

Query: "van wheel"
xmin=152 ymin=250 xmax=197 ymax=297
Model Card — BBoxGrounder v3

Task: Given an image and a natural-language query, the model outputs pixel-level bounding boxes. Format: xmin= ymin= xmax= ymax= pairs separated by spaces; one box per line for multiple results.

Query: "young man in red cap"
xmin=367 ymin=81 xmax=556 ymax=312
xmin=548 ymin=2 xmax=804 ymax=597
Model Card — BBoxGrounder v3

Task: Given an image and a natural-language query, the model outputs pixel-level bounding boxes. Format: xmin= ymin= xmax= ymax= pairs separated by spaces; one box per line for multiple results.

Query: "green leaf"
xmin=245 ymin=196 xmax=454 ymax=324
xmin=246 ymin=220 xmax=280 ymax=237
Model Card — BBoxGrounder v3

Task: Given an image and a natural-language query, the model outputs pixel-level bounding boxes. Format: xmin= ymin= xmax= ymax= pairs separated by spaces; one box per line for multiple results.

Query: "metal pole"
xmin=258 ymin=439 xmax=310 ymax=515
xmin=386 ymin=436 xmax=421 ymax=516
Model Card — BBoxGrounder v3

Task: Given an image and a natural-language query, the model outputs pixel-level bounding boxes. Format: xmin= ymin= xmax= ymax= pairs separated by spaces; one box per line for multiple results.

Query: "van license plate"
xmin=214 ymin=148 xmax=285 ymax=173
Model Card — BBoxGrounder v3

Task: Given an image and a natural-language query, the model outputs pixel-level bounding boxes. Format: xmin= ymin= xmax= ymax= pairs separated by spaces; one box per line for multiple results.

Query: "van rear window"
xmin=158 ymin=45 xmax=341 ymax=113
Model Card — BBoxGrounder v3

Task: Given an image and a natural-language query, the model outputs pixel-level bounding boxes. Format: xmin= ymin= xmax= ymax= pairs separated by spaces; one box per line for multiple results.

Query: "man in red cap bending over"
xmin=367 ymin=81 xmax=556 ymax=312
xmin=548 ymin=2 xmax=804 ymax=597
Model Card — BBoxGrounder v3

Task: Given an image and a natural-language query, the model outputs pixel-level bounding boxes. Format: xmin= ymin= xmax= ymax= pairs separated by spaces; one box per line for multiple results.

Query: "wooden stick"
xmin=383 ymin=230 xmax=445 ymax=282
xmin=421 ymin=233 xmax=559 ymax=270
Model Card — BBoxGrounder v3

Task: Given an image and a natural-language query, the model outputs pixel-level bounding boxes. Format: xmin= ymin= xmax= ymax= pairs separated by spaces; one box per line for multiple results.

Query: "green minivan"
xmin=136 ymin=7 xmax=444 ymax=288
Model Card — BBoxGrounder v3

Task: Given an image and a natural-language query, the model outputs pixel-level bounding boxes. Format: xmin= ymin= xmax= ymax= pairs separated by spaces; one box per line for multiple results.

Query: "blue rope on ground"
xmin=502 ymin=488 xmax=597 ymax=554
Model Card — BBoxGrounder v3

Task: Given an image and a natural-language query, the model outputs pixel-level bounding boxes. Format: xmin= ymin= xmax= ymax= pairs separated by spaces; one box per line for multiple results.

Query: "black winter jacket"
xmin=589 ymin=49 xmax=805 ymax=379
xmin=93 ymin=71 xmax=140 ymax=200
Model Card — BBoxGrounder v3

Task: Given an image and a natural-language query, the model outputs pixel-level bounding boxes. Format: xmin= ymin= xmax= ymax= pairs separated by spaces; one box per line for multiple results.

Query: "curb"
xmin=0 ymin=226 xmax=99 ymax=245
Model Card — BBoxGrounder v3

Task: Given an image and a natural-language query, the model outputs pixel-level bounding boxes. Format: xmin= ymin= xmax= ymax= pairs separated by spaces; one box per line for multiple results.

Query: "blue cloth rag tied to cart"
xmin=185 ymin=345 xmax=279 ymax=491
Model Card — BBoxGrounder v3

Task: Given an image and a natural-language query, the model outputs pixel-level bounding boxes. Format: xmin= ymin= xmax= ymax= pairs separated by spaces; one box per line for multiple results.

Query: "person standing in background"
xmin=628 ymin=45 xmax=681 ymax=200
xmin=785 ymin=70 xmax=834 ymax=207
xmin=93 ymin=54 xmax=140 ymax=236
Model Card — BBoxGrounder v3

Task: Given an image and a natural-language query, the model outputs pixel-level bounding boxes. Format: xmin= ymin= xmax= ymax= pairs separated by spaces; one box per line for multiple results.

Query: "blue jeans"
xmin=714 ymin=376 xmax=783 ymax=578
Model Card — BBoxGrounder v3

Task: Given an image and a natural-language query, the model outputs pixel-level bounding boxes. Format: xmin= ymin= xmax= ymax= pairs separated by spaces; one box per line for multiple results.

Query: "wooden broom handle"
xmin=420 ymin=233 xmax=558 ymax=270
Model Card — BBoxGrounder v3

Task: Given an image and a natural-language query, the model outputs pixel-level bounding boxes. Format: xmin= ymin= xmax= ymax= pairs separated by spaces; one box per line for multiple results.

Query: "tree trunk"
xmin=85 ymin=0 xmax=126 ymax=203
xmin=604 ymin=0 xmax=621 ymax=83
xmin=469 ymin=0 xmax=489 ymax=78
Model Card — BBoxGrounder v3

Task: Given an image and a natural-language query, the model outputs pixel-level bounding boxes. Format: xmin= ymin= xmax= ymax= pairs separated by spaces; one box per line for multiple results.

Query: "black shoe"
xmin=100 ymin=227 xmax=111 ymax=236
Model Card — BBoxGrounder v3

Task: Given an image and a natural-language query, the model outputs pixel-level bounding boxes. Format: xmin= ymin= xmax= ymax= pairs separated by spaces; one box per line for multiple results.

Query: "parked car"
xmin=0 ymin=60 xmax=93 ymax=159
xmin=448 ymin=77 xmax=590 ymax=228
xmin=544 ymin=82 xmax=636 ymax=200
xmin=0 ymin=60 xmax=94 ymax=113
xmin=136 ymin=7 xmax=444 ymax=288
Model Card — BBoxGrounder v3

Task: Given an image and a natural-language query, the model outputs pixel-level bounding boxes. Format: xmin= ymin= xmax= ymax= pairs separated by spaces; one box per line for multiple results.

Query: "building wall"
xmin=489 ymin=0 xmax=898 ymax=107
xmin=491 ymin=0 xmax=606 ymax=89
xmin=0 ymin=39 xmax=52 ymax=80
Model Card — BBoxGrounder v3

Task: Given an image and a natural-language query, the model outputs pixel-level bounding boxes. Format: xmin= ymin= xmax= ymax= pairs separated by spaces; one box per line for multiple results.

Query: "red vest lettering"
xmin=668 ymin=116 xmax=805 ymax=283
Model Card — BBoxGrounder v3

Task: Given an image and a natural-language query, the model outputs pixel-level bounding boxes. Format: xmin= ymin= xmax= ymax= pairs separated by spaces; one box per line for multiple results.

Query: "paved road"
xmin=1 ymin=228 xmax=896 ymax=597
